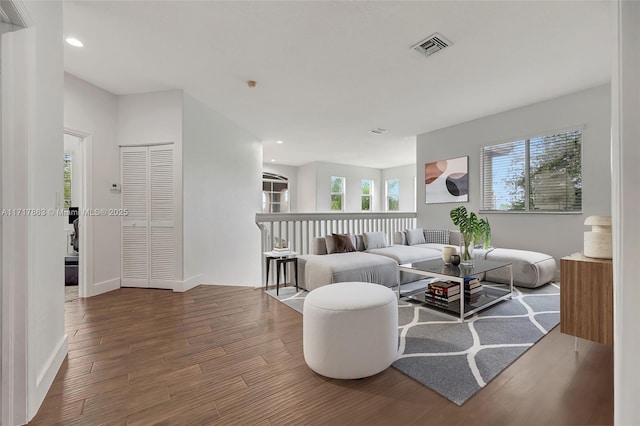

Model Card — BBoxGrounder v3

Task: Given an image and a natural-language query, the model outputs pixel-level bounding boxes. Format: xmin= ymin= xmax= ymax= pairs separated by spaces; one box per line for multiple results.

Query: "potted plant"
xmin=478 ymin=217 xmax=491 ymax=249
xmin=450 ymin=206 xmax=491 ymax=263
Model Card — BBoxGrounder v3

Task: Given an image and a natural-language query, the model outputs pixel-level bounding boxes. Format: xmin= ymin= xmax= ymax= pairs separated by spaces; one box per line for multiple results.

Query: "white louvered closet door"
xmin=149 ymin=145 xmax=175 ymax=289
xmin=121 ymin=144 xmax=175 ymax=289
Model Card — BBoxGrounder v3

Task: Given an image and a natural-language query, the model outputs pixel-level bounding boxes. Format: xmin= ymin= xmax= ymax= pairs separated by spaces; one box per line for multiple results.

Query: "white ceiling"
xmin=63 ymin=1 xmax=613 ymax=169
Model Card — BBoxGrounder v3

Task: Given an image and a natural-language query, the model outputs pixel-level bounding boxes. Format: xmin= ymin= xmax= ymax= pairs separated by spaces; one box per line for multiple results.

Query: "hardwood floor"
xmin=31 ymin=285 xmax=613 ymax=425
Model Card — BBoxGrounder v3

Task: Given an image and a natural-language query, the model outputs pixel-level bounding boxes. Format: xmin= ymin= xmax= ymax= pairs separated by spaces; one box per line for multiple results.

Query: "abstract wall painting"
xmin=425 ymin=156 xmax=469 ymax=204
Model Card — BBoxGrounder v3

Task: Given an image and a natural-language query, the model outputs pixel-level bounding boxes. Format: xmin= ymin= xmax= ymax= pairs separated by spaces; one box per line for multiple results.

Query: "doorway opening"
xmin=63 ymin=129 xmax=92 ymax=299
xmin=63 ymin=134 xmax=82 ymax=301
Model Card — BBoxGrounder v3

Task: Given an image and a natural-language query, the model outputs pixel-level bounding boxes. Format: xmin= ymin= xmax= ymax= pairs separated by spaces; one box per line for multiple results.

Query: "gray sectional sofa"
xmin=297 ymin=229 xmax=557 ymax=291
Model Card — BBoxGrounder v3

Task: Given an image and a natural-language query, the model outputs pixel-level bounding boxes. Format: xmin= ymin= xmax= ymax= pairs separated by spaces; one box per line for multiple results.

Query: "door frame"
xmin=64 ymin=128 xmax=93 ymax=298
xmin=1 ymin=1 xmax=33 ymax=423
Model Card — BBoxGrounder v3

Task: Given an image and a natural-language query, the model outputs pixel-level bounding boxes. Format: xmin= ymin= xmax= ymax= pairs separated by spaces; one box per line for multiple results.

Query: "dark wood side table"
xmin=264 ymin=251 xmax=298 ymax=295
xmin=560 ymin=253 xmax=613 ymax=347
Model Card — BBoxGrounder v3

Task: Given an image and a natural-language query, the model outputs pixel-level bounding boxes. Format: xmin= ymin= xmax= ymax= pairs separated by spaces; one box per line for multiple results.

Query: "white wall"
xmin=182 ymin=94 xmax=262 ymax=287
xmin=314 ymin=162 xmax=383 ymax=212
xmin=64 ymin=73 xmax=120 ymax=295
xmin=416 ymin=84 xmax=611 ymax=262
xmin=295 ymin=161 xmax=417 ymax=213
xmin=117 ymin=90 xmax=183 ymax=147
xmin=22 ymin=0 xmax=66 ymax=420
xmin=263 ymin=163 xmax=298 ymax=212
xmin=613 ymin=2 xmax=640 ymax=423
xmin=296 ymin=162 xmax=317 ymax=212
xmin=382 ymin=164 xmax=416 ymax=212
xmin=117 ymin=90 xmax=184 ymax=285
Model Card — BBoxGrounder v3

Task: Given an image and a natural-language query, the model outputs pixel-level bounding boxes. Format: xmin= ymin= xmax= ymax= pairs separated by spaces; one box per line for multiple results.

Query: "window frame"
xmin=63 ymin=152 xmax=72 ymax=209
xmin=262 ymin=172 xmax=289 ymax=213
xmin=479 ymin=127 xmax=584 ymax=214
xmin=385 ymin=178 xmax=400 ymax=212
xmin=360 ymin=179 xmax=373 ymax=211
xmin=330 ymin=176 xmax=346 ymax=211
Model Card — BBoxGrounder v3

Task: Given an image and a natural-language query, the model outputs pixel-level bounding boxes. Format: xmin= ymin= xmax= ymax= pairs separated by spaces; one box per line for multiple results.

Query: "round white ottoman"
xmin=303 ymin=282 xmax=398 ymax=379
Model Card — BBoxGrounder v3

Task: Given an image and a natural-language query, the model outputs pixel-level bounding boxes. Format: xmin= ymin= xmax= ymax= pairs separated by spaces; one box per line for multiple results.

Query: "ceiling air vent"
xmin=369 ymin=128 xmax=388 ymax=135
xmin=412 ymin=33 xmax=452 ymax=57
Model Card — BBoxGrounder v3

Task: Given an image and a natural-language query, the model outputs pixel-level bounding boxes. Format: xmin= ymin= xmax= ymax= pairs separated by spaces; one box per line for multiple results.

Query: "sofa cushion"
xmin=364 ymin=232 xmax=388 ymax=250
xmin=298 ymin=252 xmax=398 ymax=291
xmin=424 ymin=229 xmax=450 ymax=244
xmin=333 ymin=233 xmax=356 ymax=253
xmin=367 ymin=245 xmax=441 ymax=265
xmin=412 ymin=243 xmax=449 ymax=252
xmin=406 ymin=228 xmax=426 ymax=246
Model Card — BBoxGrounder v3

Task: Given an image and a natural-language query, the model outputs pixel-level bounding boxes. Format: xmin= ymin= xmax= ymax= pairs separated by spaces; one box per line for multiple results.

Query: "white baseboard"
xmin=173 ymin=274 xmax=205 ymax=292
xmin=30 ymin=334 xmax=68 ymax=420
xmin=92 ymin=277 xmax=120 ymax=296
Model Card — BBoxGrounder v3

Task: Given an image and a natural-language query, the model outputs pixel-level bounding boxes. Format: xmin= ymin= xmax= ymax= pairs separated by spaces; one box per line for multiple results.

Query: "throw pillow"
xmin=406 ymin=228 xmax=426 ymax=245
xmin=332 ymin=233 xmax=356 ymax=253
xmin=363 ymin=231 xmax=388 ymax=250
xmin=353 ymin=234 xmax=366 ymax=251
xmin=325 ymin=235 xmax=337 ymax=254
xmin=424 ymin=229 xmax=450 ymax=244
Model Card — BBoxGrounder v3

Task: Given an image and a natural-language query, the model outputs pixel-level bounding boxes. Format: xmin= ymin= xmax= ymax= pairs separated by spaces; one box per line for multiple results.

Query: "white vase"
xmin=442 ymin=245 xmax=457 ymax=264
xmin=584 ymin=215 xmax=612 ymax=259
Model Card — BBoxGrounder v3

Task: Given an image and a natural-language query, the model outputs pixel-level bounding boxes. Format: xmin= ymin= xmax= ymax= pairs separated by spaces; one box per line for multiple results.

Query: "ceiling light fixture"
xmin=276 ymin=140 xmax=284 ymax=144
xmin=369 ymin=128 xmax=388 ymax=135
xmin=270 ymin=159 xmax=276 ymax=162
xmin=65 ymin=37 xmax=84 ymax=47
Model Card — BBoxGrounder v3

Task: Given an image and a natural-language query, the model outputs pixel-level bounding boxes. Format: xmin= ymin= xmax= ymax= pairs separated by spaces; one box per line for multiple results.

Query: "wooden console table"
xmin=560 ymin=253 xmax=613 ymax=346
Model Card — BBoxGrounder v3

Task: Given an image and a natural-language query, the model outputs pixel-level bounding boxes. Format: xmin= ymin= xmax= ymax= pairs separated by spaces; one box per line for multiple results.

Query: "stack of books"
xmin=272 ymin=246 xmax=291 ymax=254
xmin=464 ymin=277 xmax=483 ymax=301
xmin=425 ymin=281 xmax=460 ymax=306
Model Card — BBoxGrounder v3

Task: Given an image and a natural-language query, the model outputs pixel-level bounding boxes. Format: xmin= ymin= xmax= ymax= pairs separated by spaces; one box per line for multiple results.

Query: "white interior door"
xmin=149 ymin=145 xmax=175 ymax=289
xmin=121 ymin=147 xmax=149 ymax=288
xmin=121 ymin=144 xmax=175 ymax=289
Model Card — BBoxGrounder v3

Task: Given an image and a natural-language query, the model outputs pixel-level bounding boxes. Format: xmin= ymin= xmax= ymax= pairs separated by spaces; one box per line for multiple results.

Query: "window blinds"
xmin=481 ymin=129 xmax=582 ymax=212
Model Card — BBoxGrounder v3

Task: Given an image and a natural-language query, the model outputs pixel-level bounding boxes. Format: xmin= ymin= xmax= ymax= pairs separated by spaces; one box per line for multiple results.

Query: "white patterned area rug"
xmin=266 ymin=282 xmax=560 ymax=406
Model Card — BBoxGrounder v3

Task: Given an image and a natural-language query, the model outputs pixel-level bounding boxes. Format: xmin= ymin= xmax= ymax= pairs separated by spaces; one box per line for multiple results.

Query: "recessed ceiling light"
xmin=276 ymin=140 xmax=284 ymax=144
xmin=270 ymin=159 xmax=276 ymax=162
xmin=65 ymin=37 xmax=83 ymax=47
xmin=369 ymin=128 xmax=388 ymax=135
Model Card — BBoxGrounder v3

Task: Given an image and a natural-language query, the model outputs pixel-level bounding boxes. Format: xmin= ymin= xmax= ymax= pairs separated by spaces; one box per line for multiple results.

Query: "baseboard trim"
xmin=92 ymin=277 xmax=120 ymax=296
xmin=31 ymin=334 xmax=68 ymax=419
xmin=174 ymin=275 xmax=205 ymax=292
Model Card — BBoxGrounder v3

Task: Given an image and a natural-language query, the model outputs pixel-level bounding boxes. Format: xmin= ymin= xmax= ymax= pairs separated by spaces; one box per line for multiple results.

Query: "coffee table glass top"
xmin=403 ymin=258 xmax=511 ymax=278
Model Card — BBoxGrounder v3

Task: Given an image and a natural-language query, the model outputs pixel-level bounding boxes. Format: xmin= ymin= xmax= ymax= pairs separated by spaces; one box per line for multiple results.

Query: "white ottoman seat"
xmin=483 ymin=248 xmax=556 ymax=288
xmin=303 ymin=282 xmax=398 ymax=379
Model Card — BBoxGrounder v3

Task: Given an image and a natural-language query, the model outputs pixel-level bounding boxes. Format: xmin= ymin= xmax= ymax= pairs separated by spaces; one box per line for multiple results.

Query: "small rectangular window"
xmin=63 ymin=153 xmax=72 ymax=209
xmin=262 ymin=173 xmax=289 ymax=213
xmin=386 ymin=178 xmax=399 ymax=211
xmin=481 ymin=129 xmax=582 ymax=212
xmin=361 ymin=179 xmax=372 ymax=211
xmin=331 ymin=176 xmax=345 ymax=211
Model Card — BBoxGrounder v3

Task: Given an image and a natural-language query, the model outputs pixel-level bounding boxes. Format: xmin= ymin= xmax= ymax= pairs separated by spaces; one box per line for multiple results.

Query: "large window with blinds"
xmin=480 ymin=129 xmax=582 ymax=212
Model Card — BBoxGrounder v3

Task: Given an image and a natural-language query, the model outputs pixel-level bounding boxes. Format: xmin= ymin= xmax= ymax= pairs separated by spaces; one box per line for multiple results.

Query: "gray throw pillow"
xmin=406 ymin=228 xmax=426 ymax=245
xmin=363 ymin=231 xmax=388 ymax=250
xmin=325 ymin=235 xmax=337 ymax=254
xmin=424 ymin=229 xmax=450 ymax=244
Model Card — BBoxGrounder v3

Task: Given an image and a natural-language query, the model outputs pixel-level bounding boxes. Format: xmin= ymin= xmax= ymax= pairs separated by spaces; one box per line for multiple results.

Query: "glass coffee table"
xmin=398 ymin=259 xmax=513 ymax=322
